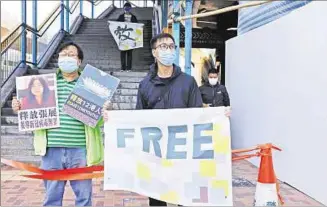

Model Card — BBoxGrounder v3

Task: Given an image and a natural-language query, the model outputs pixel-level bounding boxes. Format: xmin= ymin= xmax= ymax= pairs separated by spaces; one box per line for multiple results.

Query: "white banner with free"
xmin=108 ymin=21 xmax=144 ymax=51
xmin=104 ymin=107 xmax=233 ymax=206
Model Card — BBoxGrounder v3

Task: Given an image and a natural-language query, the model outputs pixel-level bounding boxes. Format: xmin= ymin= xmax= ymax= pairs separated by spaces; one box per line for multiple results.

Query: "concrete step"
xmin=1 ymin=148 xmax=35 ymax=156
xmin=77 ymin=27 xmax=153 ymax=33
xmin=113 ymin=71 xmax=148 ymax=77
xmin=76 ymin=27 xmax=153 ymax=34
xmin=116 ymin=76 xmax=144 ymax=82
xmin=119 ymin=82 xmax=139 ymax=89
xmin=1 ymin=135 xmax=34 ymax=149
xmin=58 ymin=42 xmax=152 ymax=49
xmin=1 ymin=125 xmax=32 ymax=135
xmin=76 ymin=29 xmax=111 ymax=35
xmin=112 ymin=95 xmax=137 ymax=103
xmin=0 ymin=155 xmax=41 ymax=166
xmin=81 ymin=20 xmax=152 ymax=27
xmin=107 ymin=8 xmax=153 ymax=21
xmin=37 ymin=69 xmax=148 ymax=77
xmin=76 ymin=28 xmax=111 ymax=33
xmin=1 ymin=116 xmax=18 ymax=125
xmin=114 ymin=88 xmax=138 ymax=96
xmin=112 ymin=102 xmax=136 ymax=110
xmin=64 ymin=34 xmax=114 ymax=39
xmin=45 ymin=64 xmax=150 ymax=71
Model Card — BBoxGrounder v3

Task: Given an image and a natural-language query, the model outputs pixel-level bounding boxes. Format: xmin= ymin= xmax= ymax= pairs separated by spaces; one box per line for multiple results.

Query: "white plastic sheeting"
xmin=238 ymin=0 xmax=312 ymax=35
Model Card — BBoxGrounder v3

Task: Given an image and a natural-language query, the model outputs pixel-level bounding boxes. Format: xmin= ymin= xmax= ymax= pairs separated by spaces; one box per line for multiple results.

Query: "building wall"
xmin=238 ymin=0 xmax=312 ymax=35
xmin=226 ymin=2 xmax=327 ymax=205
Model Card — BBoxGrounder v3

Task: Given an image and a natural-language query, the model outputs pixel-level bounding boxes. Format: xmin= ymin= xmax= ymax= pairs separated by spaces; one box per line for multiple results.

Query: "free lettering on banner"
xmin=16 ymin=74 xmax=60 ymax=132
xmin=104 ymin=107 xmax=233 ymax=206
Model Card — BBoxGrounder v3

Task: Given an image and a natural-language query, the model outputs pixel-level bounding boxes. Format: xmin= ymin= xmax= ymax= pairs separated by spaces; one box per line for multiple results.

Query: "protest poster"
xmin=104 ymin=107 xmax=233 ymax=206
xmin=16 ymin=74 xmax=59 ymax=132
xmin=62 ymin=64 xmax=120 ymax=128
xmin=108 ymin=21 xmax=144 ymax=51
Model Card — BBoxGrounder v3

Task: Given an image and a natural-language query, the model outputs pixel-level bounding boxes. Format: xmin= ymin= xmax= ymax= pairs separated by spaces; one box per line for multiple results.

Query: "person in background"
xmin=117 ymin=2 xmax=138 ymax=72
xmin=12 ymin=41 xmax=105 ymax=206
xmin=20 ymin=77 xmax=55 ymax=110
xmin=199 ymin=68 xmax=231 ymax=116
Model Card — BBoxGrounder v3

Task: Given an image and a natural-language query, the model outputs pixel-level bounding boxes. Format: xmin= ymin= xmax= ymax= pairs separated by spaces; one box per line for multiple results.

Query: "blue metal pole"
xmin=91 ymin=0 xmax=94 ymax=19
xmin=66 ymin=0 xmax=70 ymax=32
xmin=172 ymin=0 xmax=180 ymax=65
xmin=32 ymin=0 xmax=37 ymax=66
xmin=21 ymin=0 xmax=27 ymax=66
xmin=60 ymin=0 xmax=64 ymax=31
xmin=161 ymin=0 xmax=168 ymax=30
xmin=80 ymin=0 xmax=83 ymax=15
xmin=184 ymin=0 xmax=192 ymax=75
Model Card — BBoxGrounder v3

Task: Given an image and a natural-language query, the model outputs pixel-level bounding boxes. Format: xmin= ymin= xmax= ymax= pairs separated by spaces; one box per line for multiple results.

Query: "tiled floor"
xmin=1 ymin=160 xmax=323 ymax=206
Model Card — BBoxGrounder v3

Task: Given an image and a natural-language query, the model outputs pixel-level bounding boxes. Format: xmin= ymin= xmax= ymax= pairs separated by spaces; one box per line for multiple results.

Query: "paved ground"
xmin=1 ymin=160 xmax=323 ymax=206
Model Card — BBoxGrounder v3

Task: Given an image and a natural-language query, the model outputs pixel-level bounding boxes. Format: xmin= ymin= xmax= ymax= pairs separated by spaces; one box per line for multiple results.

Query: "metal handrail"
xmin=62 ymin=0 xmax=79 ymax=15
xmin=1 ymin=0 xmax=108 ymax=50
xmin=1 ymin=27 xmax=26 ymax=56
xmin=0 ymin=1 xmax=77 ymax=52
xmin=38 ymin=2 xmax=61 ymax=31
xmin=0 ymin=25 xmax=24 ymax=51
xmin=37 ymin=31 xmax=62 ymax=65
xmin=1 ymin=0 xmax=117 ymax=88
xmin=1 ymin=1 xmax=80 ymax=56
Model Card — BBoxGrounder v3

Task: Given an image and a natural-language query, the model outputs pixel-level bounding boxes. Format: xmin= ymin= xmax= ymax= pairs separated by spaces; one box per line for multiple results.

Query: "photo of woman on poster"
xmin=20 ymin=76 xmax=56 ymax=110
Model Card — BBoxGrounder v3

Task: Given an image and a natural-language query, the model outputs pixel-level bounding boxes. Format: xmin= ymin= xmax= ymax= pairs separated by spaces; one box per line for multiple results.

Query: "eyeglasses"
xmin=155 ymin=43 xmax=177 ymax=51
xmin=58 ymin=52 xmax=78 ymax=58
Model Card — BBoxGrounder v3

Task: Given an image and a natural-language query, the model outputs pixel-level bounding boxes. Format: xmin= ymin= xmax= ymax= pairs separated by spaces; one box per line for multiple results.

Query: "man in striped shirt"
xmin=12 ymin=42 xmax=104 ymax=206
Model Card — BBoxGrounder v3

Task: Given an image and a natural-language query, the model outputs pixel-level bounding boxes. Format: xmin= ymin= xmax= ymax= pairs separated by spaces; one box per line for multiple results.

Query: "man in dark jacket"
xmin=136 ymin=33 xmax=203 ymax=110
xmin=117 ymin=2 xmax=138 ymax=72
xmin=136 ymin=33 xmax=203 ymax=206
xmin=199 ymin=68 xmax=230 ymax=107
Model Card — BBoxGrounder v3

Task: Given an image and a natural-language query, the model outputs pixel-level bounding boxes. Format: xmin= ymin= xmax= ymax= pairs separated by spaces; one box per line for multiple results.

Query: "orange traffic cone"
xmin=253 ymin=143 xmax=283 ymax=206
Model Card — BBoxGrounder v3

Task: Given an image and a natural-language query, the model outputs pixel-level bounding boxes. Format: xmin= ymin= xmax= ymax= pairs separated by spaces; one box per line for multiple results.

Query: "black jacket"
xmin=117 ymin=13 xmax=138 ymax=23
xmin=136 ymin=64 xmax=203 ymax=109
xmin=199 ymin=82 xmax=230 ymax=107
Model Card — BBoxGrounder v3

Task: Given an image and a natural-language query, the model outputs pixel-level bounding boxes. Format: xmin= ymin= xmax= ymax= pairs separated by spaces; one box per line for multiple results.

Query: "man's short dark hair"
xmin=58 ymin=41 xmax=84 ymax=62
xmin=124 ymin=2 xmax=131 ymax=7
xmin=150 ymin=33 xmax=175 ymax=49
xmin=208 ymin=68 xmax=218 ymax=74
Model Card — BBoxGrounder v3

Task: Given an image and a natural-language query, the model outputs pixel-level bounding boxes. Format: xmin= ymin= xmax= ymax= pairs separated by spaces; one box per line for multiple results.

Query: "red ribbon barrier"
xmin=23 ymin=173 xmax=104 ymax=181
xmin=1 ymin=158 xmax=103 ymax=180
xmin=1 ymin=143 xmax=280 ymax=182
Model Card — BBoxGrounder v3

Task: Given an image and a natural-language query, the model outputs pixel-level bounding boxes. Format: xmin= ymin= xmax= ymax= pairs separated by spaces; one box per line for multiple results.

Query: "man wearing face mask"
xmin=11 ymin=42 xmax=104 ymax=206
xmin=117 ymin=2 xmax=138 ymax=72
xmin=199 ymin=68 xmax=230 ymax=108
xmin=135 ymin=33 xmax=203 ymax=206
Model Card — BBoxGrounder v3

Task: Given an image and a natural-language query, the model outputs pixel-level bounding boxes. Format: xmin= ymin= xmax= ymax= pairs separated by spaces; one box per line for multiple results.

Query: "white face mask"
xmin=209 ymin=78 xmax=218 ymax=86
xmin=58 ymin=56 xmax=79 ymax=73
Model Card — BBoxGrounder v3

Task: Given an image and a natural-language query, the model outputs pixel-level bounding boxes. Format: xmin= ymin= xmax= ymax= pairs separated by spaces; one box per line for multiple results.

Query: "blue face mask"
xmin=58 ymin=56 xmax=79 ymax=73
xmin=158 ymin=50 xmax=176 ymax=66
xmin=124 ymin=7 xmax=131 ymax=12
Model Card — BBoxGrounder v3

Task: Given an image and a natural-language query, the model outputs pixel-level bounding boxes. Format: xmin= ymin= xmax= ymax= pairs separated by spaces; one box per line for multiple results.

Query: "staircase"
xmin=46 ymin=19 xmax=153 ymax=71
xmin=1 ymin=7 xmax=154 ymax=165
